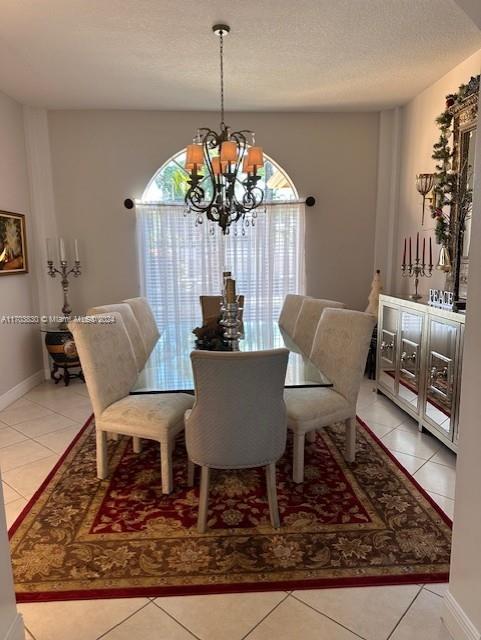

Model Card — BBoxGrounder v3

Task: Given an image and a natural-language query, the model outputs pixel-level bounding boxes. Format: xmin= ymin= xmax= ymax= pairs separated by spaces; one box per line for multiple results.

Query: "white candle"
xmin=59 ymin=238 xmax=66 ymax=262
xmin=46 ymin=238 xmax=55 ymax=262
xmin=74 ymin=239 xmax=80 ymax=262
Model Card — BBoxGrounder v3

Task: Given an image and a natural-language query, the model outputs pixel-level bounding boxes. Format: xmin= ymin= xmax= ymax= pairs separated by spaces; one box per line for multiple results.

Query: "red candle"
xmin=429 ymin=237 xmax=433 ymax=267
xmin=403 ymin=238 xmax=406 ymax=267
xmin=416 ymin=232 xmax=419 ymax=262
xmin=422 ymin=237 xmax=426 ymax=265
xmin=409 ymin=237 xmax=412 ymax=266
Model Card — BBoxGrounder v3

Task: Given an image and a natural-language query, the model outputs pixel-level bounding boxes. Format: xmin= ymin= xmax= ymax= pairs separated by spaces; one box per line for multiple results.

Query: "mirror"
xmin=449 ymin=76 xmax=478 ymax=307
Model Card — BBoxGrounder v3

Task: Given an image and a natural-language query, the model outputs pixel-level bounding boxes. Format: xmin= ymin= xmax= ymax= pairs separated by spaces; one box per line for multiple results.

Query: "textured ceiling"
xmin=0 ymin=0 xmax=480 ymax=110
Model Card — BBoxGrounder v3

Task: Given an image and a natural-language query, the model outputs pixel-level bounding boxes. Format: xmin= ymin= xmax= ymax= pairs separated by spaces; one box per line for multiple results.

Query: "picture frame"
xmin=0 ymin=210 xmax=28 ymax=275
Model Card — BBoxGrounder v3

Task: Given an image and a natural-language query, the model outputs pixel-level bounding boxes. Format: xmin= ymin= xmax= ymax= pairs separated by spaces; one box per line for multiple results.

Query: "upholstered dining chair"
xmin=87 ymin=303 xmax=148 ymax=371
xmin=284 ymin=308 xmax=376 ymax=483
xmin=199 ymin=295 xmax=245 ymax=324
xmin=69 ymin=312 xmax=194 ymax=493
xmin=292 ymin=298 xmax=346 ymax=357
xmin=123 ymin=297 xmax=160 ymax=355
xmin=186 ymin=349 xmax=289 ymax=533
xmin=278 ymin=294 xmax=308 ymax=337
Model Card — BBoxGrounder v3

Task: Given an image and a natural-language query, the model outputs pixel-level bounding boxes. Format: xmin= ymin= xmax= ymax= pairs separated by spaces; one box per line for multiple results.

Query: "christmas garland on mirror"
xmin=430 ymin=75 xmax=479 ymax=245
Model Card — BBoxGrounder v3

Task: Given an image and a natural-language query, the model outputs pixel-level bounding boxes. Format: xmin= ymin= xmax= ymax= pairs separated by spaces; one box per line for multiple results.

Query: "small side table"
xmin=40 ymin=324 xmax=84 ymax=386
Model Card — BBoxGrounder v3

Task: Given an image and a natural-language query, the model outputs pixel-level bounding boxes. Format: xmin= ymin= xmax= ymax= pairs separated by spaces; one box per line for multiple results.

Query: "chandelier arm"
xmin=202 ymin=130 xmax=221 ymax=212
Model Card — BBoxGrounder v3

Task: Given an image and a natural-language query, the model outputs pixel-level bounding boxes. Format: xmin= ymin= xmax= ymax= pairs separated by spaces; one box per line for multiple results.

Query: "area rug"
xmin=9 ymin=416 xmax=451 ymax=602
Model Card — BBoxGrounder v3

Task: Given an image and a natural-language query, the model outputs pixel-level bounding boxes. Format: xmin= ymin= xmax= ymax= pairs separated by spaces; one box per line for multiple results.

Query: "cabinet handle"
xmin=381 ymin=341 xmax=394 ymax=352
xmin=401 ymin=351 xmax=416 ymax=362
xmin=430 ymin=366 xmax=449 ymax=381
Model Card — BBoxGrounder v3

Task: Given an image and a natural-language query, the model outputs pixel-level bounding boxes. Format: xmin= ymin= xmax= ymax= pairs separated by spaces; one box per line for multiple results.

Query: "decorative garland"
xmin=430 ymin=75 xmax=479 ymax=245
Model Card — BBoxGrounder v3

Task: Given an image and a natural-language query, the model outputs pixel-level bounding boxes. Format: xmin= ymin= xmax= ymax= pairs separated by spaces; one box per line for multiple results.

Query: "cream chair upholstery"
xmin=123 ymin=297 xmax=160 ymax=355
xmin=285 ymin=308 xmax=375 ymax=483
xmin=186 ymin=349 xmax=289 ymax=533
xmin=87 ymin=303 xmax=148 ymax=371
xmin=278 ymin=294 xmax=308 ymax=337
xmin=292 ymin=298 xmax=346 ymax=356
xmin=200 ymin=295 xmax=245 ymax=323
xmin=69 ymin=312 xmax=194 ymax=493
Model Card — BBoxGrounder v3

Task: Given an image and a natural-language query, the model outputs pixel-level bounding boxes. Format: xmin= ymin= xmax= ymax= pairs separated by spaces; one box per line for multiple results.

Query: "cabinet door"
xmin=453 ymin=324 xmax=464 ymax=445
xmin=397 ymin=309 xmax=424 ymax=413
xmin=423 ymin=318 xmax=460 ymax=439
xmin=377 ymin=304 xmax=398 ymax=394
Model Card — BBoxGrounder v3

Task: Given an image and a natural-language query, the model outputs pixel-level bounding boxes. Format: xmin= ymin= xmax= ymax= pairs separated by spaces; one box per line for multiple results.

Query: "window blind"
xmin=136 ymin=202 xmax=305 ymax=327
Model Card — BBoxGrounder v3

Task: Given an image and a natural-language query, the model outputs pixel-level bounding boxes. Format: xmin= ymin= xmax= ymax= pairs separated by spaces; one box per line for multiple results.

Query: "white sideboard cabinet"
xmin=376 ymin=294 xmax=464 ymax=452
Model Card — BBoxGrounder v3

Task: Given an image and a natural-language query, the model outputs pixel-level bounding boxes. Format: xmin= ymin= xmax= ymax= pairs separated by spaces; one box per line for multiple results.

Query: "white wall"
xmin=0 ymin=91 xmax=43 ymax=401
xmin=0 ymin=479 xmax=24 ymax=640
xmin=395 ymin=48 xmax=481 ymax=298
xmin=443 ymin=74 xmax=481 ymax=640
xmin=47 ymin=110 xmax=379 ymax=313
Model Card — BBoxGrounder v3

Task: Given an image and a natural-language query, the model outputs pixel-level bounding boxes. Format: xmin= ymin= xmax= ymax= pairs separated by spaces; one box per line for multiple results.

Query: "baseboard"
xmin=443 ymin=590 xmax=481 ymax=640
xmin=3 ymin=613 xmax=25 ymax=640
xmin=0 ymin=370 xmax=44 ymax=411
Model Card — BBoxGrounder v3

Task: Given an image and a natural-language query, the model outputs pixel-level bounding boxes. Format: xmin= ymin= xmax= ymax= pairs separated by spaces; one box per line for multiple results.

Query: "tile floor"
xmin=0 ymin=377 xmax=455 ymax=640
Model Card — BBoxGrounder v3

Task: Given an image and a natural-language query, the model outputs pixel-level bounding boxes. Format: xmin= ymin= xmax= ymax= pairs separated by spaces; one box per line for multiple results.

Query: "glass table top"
xmin=132 ymin=321 xmax=331 ymax=393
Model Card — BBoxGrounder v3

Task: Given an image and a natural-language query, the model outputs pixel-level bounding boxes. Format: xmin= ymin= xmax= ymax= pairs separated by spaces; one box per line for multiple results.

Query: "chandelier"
xmin=184 ymin=24 xmax=265 ymax=235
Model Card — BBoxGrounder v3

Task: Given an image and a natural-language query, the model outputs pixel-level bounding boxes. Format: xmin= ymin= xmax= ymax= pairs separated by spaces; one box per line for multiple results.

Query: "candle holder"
xmin=220 ymin=300 xmax=241 ymax=349
xmin=47 ymin=259 xmax=82 ymax=329
xmin=402 ymin=258 xmax=432 ymax=300
xmin=415 ymin=173 xmax=435 ymax=226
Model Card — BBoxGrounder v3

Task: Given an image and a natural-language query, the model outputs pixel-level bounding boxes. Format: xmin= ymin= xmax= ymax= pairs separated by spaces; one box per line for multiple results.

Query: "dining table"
xmin=131 ymin=320 xmax=332 ymax=394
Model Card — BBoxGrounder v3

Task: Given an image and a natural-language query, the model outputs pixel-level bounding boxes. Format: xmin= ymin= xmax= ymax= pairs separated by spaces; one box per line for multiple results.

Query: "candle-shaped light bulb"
xmin=74 ymin=239 xmax=80 ymax=262
xmin=59 ymin=238 xmax=66 ymax=262
xmin=416 ymin=232 xmax=419 ymax=262
xmin=409 ymin=237 xmax=412 ymax=266
xmin=422 ymin=237 xmax=426 ymax=265
xmin=402 ymin=238 xmax=406 ymax=268
xmin=429 ymin=237 xmax=433 ymax=268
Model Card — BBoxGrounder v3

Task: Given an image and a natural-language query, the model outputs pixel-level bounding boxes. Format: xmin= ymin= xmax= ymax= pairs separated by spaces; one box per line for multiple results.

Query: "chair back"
xmin=123 ymin=297 xmax=160 ymax=354
xmin=187 ymin=349 xmax=289 ymax=469
xmin=200 ymin=295 xmax=244 ymax=324
xmin=293 ymin=298 xmax=346 ymax=356
xmin=87 ymin=303 xmax=147 ymax=370
xmin=68 ymin=312 xmax=138 ymax=418
xmin=278 ymin=294 xmax=308 ymax=336
xmin=309 ymin=308 xmax=375 ymax=407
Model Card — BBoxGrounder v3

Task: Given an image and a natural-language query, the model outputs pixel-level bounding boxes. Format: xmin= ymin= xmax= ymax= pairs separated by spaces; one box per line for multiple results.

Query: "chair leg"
xmin=306 ymin=431 xmax=316 ymax=444
xmin=198 ymin=466 xmax=210 ymax=534
xmin=265 ymin=463 xmax=280 ymax=529
xmin=160 ymin=441 xmax=173 ymax=494
xmin=187 ymin=459 xmax=195 ymax=487
xmin=132 ymin=436 xmax=141 ymax=454
xmin=345 ymin=417 xmax=356 ymax=462
xmin=96 ymin=429 xmax=108 ymax=479
xmin=293 ymin=433 xmax=306 ymax=483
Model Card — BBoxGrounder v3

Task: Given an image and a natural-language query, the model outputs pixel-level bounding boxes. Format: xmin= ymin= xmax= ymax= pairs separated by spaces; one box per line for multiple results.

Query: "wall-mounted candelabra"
xmin=401 ymin=232 xmax=433 ymax=300
xmin=46 ymin=238 xmax=81 ymax=329
xmin=415 ymin=173 xmax=435 ymax=226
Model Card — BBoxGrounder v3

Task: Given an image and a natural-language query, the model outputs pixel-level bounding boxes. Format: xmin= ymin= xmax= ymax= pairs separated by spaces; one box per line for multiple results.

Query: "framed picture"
xmin=0 ymin=210 xmax=28 ymax=275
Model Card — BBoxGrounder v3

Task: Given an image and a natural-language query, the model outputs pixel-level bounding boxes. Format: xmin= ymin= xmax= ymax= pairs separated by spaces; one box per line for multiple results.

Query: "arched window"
xmin=136 ymin=149 xmax=304 ymax=328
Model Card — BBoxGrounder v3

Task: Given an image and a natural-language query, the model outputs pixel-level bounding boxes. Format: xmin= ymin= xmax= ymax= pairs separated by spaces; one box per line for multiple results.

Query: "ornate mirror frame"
xmin=448 ymin=76 xmax=479 ymax=307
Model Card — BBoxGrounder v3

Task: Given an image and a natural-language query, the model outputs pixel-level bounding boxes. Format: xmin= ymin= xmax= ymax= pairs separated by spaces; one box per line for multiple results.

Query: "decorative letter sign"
xmin=428 ymin=289 xmax=454 ymax=310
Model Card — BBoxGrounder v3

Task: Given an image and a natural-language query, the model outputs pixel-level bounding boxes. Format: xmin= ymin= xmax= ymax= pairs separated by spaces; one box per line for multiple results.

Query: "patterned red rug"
xmin=9 ymin=416 xmax=451 ymax=602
